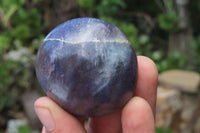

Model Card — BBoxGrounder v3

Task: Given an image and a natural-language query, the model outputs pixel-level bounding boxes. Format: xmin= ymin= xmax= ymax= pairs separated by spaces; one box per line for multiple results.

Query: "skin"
xmin=34 ymin=56 xmax=158 ymax=133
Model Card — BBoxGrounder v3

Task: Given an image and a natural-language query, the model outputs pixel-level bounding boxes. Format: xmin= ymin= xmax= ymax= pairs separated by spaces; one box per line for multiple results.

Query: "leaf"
xmin=97 ymin=0 xmax=126 ymax=16
xmin=0 ymin=34 xmax=11 ymax=52
xmin=18 ymin=125 xmax=31 ymax=133
xmin=156 ymin=127 xmax=173 ymax=133
xmin=12 ymin=25 xmax=30 ymax=41
xmin=3 ymin=4 xmax=18 ymax=27
xmin=158 ymin=11 xmax=178 ymax=31
xmin=78 ymin=0 xmax=94 ymax=11
xmin=138 ymin=35 xmax=150 ymax=45
xmin=152 ymin=51 xmax=164 ymax=61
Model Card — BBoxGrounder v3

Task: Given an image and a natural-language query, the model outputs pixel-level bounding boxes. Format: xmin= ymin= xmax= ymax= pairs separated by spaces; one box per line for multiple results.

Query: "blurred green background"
xmin=0 ymin=0 xmax=200 ymax=133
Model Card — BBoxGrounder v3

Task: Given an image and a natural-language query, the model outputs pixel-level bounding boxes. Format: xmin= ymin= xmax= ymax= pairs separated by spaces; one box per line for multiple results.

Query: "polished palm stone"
xmin=36 ymin=17 xmax=138 ymax=117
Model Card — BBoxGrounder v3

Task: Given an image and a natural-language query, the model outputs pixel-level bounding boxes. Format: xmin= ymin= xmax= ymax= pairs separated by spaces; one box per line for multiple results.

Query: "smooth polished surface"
xmin=36 ymin=17 xmax=138 ymax=117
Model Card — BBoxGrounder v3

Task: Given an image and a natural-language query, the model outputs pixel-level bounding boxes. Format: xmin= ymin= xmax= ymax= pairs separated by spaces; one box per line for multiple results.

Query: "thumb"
xmin=34 ymin=97 xmax=86 ymax=133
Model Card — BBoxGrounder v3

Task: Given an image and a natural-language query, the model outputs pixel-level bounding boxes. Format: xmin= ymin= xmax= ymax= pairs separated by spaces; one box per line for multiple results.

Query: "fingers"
xmin=122 ymin=97 xmax=155 ymax=133
xmin=134 ymin=56 xmax=158 ymax=115
xmin=87 ymin=56 xmax=158 ymax=132
xmin=87 ymin=110 xmax=122 ymax=133
xmin=34 ymin=97 xmax=86 ymax=133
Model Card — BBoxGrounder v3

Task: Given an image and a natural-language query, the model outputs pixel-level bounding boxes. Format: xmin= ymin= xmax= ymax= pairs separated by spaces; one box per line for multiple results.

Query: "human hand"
xmin=34 ymin=56 xmax=158 ymax=133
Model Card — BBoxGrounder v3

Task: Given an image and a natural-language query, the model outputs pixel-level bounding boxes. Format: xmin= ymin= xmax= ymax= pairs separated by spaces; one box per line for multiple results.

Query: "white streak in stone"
xmin=43 ymin=38 xmax=129 ymax=45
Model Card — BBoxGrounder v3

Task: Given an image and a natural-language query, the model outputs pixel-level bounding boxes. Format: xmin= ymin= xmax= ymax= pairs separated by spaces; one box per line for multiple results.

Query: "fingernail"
xmin=35 ymin=106 xmax=55 ymax=132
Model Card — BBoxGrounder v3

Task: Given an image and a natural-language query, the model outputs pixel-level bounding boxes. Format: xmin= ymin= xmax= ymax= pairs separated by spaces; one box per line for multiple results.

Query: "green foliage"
xmin=0 ymin=0 xmax=43 ymax=47
xmin=192 ymin=35 xmax=200 ymax=73
xmin=78 ymin=0 xmax=94 ymax=11
xmin=118 ymin=22 xmax=138 ymax=47
xmin=18 ymin=125 xmax=31 ymax=133
xmin=97 ymin=0 xmax=126 ymax=17
xmin=151 ymin=50 xmax=164 ymax=62
xmin=0 ymin=0 xmax=45 ymax=112
xmin=135 ymin=35 xmax=152 ymax=56
xmin=197 ymin=1 xmax=200 ymax=11
xmin=0 ymin=0 xmax=44 ymax=50
xmin=0 ymin=0 xmax=25 ymax=28
xmin=12 ymin=25 xmax=31 ymax=40
xmin=99 ymin=16 xmax=153 ymax=56
xmin=156 ymin=127 xmax=174 ymax=133
xmin=158 ymin=11 xmax=178 ymax=31
xmin=11 ymin=8 xmax=42 ymax=43
xmin=156 ymin=51 xmax=187 ymax=73
xmin=193 ymin=36 xmax=200 ymax=57
xmin=0 ymin=61 xmax=17 ymax=110
xmin=0 ymin=33 xmax=11 ymax=52
xmin=77 ymin=0 xmax=192 ymax=73
xmin=0 ymin=0 xmax=25 ymax=9
xmin=137 ymin=35 xmax=150 ymax=45
xmin=100 ymin=17 xmax=137 ymax=46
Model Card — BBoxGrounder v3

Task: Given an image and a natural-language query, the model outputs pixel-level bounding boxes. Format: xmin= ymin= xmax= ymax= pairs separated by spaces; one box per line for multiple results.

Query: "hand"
xmin=34 ymin=56 xmax=158 ymax=133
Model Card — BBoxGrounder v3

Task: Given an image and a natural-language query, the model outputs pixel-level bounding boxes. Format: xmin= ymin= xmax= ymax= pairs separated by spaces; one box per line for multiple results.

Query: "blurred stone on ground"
xmin=4 ymin=48 xmax=33 ymax=62
xmin=179 ymin=94 xmax=199 ymax=133
xmin=21 ymin=91 xmax=42 ymax=130
xmin=156 ymin=86 xmax=182 ymax=128
xmin=158 ymin=69 xmax=200 ymax=93
xmin=6 ymin=119 xmax=27 ymax=133
xmin=156 ymin=69 xmax=200 ymax=133
xmin=6 ymin=119 xmax=39 ymax=133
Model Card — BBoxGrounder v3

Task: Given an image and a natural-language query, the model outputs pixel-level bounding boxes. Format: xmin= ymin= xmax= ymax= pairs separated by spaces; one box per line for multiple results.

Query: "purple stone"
xmin=36 ymin=17 xmax=137 ymax=117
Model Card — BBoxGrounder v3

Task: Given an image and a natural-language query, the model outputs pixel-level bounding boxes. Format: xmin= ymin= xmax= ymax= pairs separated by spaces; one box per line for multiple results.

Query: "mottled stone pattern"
xmin=36 ymin=18 xmax=137 ymax=117
xmin=157 ymin=70 xmax=200 ymax=133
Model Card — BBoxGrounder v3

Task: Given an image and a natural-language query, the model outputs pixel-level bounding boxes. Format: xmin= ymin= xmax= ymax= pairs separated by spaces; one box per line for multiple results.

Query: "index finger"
xmin=134 ymin=56 xmax=158 ymax=115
